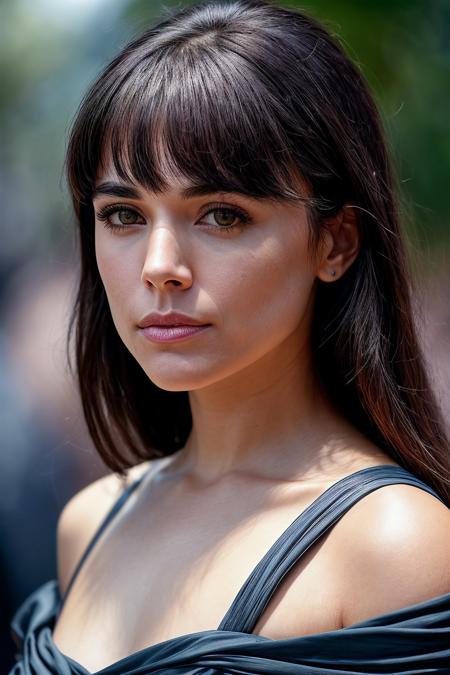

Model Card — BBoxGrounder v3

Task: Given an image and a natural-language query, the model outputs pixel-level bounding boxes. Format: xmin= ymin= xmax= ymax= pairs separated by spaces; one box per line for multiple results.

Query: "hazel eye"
xmin=212 ymin=208 xmax=239 ymax=228
xmin=95 ymin=204 xmax=146 ymax=231
xmin=116 ymin=209 xmax=141 ymax=225
xmin=200 ymin=205 xmax=251 ymax=232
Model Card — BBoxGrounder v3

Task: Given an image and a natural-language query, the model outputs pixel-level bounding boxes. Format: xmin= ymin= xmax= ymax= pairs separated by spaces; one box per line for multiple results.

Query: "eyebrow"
xmin=92 ymin=181 xmax=240 ymax=201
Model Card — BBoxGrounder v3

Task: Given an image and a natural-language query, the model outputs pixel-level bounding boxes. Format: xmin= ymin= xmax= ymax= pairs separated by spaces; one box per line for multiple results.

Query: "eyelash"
xmin=95 ymin=202 xmax=252 ymax=233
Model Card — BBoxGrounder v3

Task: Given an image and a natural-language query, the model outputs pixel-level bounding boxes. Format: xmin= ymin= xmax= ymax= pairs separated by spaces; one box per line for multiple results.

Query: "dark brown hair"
xmin=65 ymin=0 xmax=450 ymax=503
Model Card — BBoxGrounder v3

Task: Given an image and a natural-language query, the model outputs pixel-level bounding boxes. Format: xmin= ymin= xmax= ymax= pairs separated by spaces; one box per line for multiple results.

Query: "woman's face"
xmin=93 ymin=164 xmax=323 ymax=392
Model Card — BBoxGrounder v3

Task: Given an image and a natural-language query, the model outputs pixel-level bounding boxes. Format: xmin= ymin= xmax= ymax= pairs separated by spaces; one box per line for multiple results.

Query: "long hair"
xmin=65 ymin=0 xmax=450 ymax=503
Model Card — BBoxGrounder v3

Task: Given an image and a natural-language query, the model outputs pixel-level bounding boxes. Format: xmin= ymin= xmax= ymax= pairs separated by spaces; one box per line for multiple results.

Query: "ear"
xmin=316 ymin=205 xmax=360 ymax=282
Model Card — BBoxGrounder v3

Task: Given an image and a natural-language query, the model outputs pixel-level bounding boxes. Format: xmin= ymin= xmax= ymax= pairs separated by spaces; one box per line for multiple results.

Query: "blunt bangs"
xmin=64 ymin=0 xmax=450 ymax=504
xmin=67 ymin=11 xmax=337 ymax=236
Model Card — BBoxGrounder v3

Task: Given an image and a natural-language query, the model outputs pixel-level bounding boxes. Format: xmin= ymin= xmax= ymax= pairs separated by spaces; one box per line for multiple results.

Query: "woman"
xmin=10 ymin=0 xmax=450 ymax=672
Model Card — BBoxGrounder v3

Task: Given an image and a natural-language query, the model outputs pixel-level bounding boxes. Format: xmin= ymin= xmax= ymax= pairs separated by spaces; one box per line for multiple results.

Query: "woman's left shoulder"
xmin=334 ymin=476 xmax=450 ymax=627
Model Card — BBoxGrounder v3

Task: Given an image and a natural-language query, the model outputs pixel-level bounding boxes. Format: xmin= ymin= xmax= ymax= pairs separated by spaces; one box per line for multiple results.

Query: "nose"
xmin=140 ymin=223 xmax=193 ymax=291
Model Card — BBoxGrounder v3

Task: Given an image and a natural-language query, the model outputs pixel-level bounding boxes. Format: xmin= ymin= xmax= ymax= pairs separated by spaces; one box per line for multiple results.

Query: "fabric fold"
xmin=9 ymin=465 xmax=450 ymax=674
xmin=9 ymin=573 xmax=450 ymax=673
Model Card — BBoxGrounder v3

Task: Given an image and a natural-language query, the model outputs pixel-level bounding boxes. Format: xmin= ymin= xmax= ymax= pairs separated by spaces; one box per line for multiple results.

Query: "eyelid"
xmin=199 ymin=201 xmax=250 ymax=218
xmin=94 ymin=199 xmax=252 ymax=221
xmin=95 ymin=203 xmax=146 ymax=223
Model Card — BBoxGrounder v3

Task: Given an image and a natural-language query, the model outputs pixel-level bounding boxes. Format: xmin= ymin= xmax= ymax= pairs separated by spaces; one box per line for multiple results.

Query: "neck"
xmin=170 ymin=334 xmax=346 ymax=485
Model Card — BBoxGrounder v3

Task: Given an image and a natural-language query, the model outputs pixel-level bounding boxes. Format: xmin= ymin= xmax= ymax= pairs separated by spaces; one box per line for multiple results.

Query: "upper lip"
xmin=138 ymin=311 xmax=210 ymax=328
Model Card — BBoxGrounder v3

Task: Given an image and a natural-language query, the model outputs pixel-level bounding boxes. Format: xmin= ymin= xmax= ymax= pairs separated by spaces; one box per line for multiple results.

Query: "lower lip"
xmin=140 ymin=324 xmax=211 ymax=343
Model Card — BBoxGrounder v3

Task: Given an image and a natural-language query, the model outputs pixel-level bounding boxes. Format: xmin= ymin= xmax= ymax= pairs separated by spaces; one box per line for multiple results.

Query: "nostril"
xmin=144 ymin=278 xmax=184 ymax=288
xmin=163 ymin=279 xmax=183 ymax=287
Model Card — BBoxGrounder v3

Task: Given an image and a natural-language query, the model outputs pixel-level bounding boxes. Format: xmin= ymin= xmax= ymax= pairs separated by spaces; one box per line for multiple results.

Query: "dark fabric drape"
xmin=10 ymin=465 xmax=450 ymax=674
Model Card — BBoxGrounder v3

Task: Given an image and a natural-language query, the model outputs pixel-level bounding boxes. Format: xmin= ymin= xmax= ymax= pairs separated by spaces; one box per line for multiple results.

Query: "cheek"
xmin=95 ymin=230 xmax=137 ymax=328
xmin=212 ymin=232 xmax=315 ymax=336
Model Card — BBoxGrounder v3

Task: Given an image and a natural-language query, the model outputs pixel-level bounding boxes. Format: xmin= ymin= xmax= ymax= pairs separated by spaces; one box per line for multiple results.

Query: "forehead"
xmin=94 ymin=146 xmax=247 ymax=201
xmin=93 ymin=170 xmax=244 ymax=203
xmin=95 ymin=154 xmax=267 ymax=203
xmin=95 ymin=153 xmax=214 ymax=201
xmin=95 ymin=145 xmax=192 ymax=193
xmin=94 ymin=152 xmax=311 ymax=207
xmin=92 ymin=120 xmax=314 ymax=213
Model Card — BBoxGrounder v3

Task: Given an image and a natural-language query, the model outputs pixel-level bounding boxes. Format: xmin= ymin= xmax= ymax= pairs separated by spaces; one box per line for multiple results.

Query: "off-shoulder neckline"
xmin=46 ymin=463 xmax=448 ymax=673
xmin=48 ymin=583 xmax=450 ymax=674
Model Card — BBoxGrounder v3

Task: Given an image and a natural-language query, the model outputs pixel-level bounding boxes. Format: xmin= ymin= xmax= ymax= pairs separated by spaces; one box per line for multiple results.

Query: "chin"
xmin=139 ymin=363 xmax=216 ymax=392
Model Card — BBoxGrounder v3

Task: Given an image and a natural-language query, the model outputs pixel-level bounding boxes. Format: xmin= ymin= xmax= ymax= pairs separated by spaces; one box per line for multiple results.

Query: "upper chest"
xmin=52 ymin=475 xmax=348 ymax=671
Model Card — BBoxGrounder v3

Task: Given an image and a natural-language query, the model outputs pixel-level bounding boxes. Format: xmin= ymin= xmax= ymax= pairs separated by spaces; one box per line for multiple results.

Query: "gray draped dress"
xmin=9 ymin=464 xmax=450 ymax=674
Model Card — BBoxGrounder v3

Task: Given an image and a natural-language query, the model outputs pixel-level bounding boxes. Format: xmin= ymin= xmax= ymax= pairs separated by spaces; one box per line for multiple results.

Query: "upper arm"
xmin=336 ymin=484 xmax=450 ymax=627
xmin=56 ymin=461 xmax=151 ymax=597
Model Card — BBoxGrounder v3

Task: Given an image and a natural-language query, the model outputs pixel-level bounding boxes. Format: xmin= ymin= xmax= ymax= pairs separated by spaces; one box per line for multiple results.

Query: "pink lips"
xmin=141 ymin=324 xmax=211 ymax=342
xmin=137 ymin=311 xmax=211 ymax=343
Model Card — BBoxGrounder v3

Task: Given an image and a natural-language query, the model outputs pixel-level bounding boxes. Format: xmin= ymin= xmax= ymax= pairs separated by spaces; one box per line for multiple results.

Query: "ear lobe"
xmin=316 ymin=205 xmax=360 ymax=282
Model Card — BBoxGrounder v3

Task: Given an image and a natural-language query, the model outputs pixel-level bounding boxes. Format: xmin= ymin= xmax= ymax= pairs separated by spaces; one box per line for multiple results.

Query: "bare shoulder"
xmin=56 ymin=460 xmax=153 ymax=596
xmin=335 ymin=481 xmax=450 ymax=627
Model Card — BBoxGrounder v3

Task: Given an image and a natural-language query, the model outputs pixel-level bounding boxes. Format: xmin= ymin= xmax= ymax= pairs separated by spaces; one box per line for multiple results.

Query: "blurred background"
xmin=1 ymin=0 xmax=449 ymax=668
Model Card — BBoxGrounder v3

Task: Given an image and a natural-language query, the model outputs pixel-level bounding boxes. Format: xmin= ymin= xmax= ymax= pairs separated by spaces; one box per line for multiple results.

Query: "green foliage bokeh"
xmin=123 ymin=0 xmax=450 ymax=256
xmin=1 ymin=0 xmax=449 ymax=273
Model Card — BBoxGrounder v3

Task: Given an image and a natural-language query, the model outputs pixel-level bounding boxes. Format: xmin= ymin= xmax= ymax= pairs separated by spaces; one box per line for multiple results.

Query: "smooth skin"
xmin=52 ymin=164 xmax=450 ymax=672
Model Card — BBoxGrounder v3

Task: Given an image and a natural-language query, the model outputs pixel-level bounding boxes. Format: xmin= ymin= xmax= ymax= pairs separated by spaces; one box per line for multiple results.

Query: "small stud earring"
xmin=330 ymin=270 xmax=336 ymax=277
